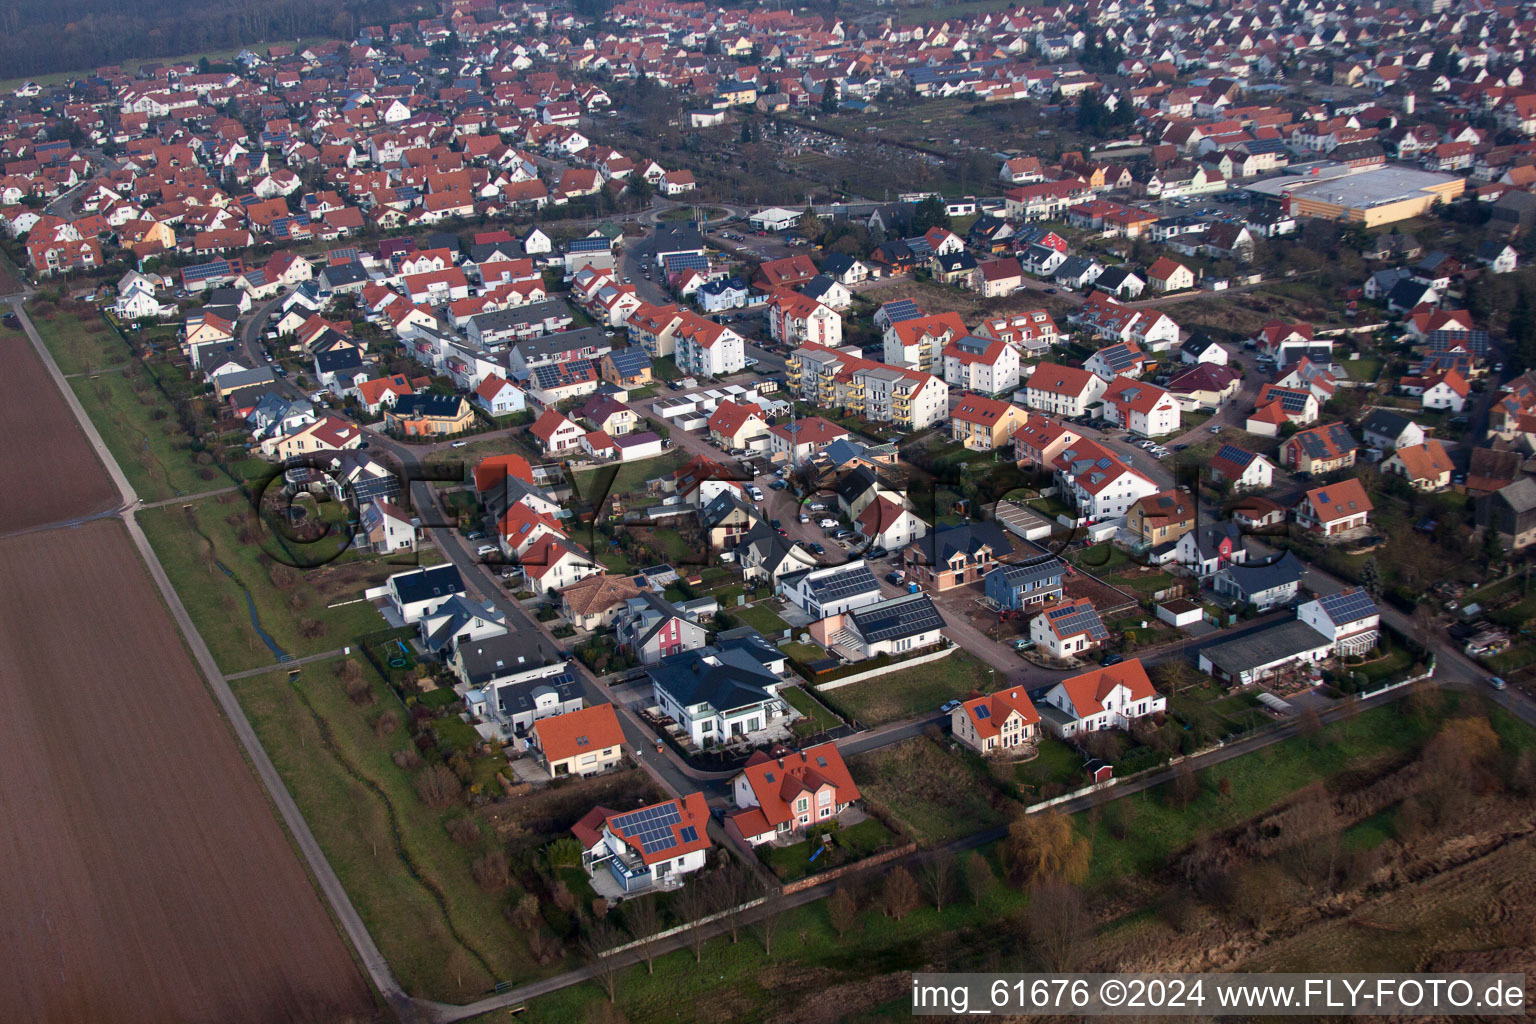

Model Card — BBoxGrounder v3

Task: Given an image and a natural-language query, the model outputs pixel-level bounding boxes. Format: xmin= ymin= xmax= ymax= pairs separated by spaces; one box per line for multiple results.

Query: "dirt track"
xmin=0 ymin=520 xmax=371 ymax=1023
xmin=0 ymin=327 xmax=119 ymax=533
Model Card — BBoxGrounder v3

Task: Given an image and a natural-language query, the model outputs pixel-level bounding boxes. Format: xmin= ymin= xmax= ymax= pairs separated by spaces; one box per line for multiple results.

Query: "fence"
xmin=1025 ymin=778 xmax=1117 ymax=813
xmin=779 ymin=840 xmax=919 ymax=895
xmin=813 ymin=644 xmax=959 ymax=691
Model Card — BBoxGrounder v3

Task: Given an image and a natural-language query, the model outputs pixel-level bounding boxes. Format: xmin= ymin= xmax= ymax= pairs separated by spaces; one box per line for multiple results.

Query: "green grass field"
xmin=1079 ymin=697 xmax=1464 ymax=886
xmin=232 ymin=656 xmax=543 ymax=1002
xmin=731 ymin=601 xmax=792 ymax=636
xmin=781 ymin=684 xmax=844 ymax=737
xmin=574 ymin=449 xmax=688 ymax=500
xmin=827 ymin=650 xmax=997 ymax=726
xmin=759 ymin=817 xmax=899 ymax=881
xmin=138 ymin=496 xmax=410 ymax=674
xmin=28 ymin=302 xmax=135 ymax=376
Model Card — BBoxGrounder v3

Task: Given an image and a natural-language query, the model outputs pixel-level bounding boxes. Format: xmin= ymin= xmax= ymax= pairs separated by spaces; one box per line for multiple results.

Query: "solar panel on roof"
xmin=1046 ymin=604 xmax=1108 ymax=640
xmin=807 ymin=566 xmax=879 ymax=603
xmin=1273 ymin=388 xmax=1310 ymax=413
xmin=849 ymin=596 xmax=944 ymax=642
xmin=975 ymin=705 xmax=991 ymax=719
xmin=881 ymin=299 xmax=921 ymax=324
xmin=1320 ymin=590 xmax=1377 ymax=623
xmin=679 ymin=825 xmax=698 ymax=843
xmin=1215 ymin=444 xmax=1253 ymax=466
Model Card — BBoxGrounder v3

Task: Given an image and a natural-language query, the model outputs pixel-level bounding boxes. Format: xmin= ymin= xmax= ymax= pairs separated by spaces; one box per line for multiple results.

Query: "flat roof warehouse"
xmin=1246 ymin=164 xmax=1465 ymax=225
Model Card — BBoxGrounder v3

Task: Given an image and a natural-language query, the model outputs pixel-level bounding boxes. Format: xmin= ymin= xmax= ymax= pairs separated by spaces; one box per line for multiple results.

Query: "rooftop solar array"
xmin=975 ymin=705 xmax=992 ymax=719
xmin=880 ymin=299 xmax=922 ymax=324
xmin=611 ymin=803 xmax=683 ymax=855
xmin=1296 ymin=422 xmax=1354 ymax=459
xmin=849 ymin=594 xmax=944 ymax=642
xmin=1269 ymin=387 xmax=1312 ymax=413
xmin=183 ymin=260 xmax=234 ymax=282
xmin=806 ymin=565 xmax=880 ymax=603
xmin=1426 ymin=329 xmax=1491 ymax=356
xmin=1046 ymin=603 xmax=1108 ymax=640
xmin=1318 ymin=589 xmax=1378 ymax=624
xmin=1096 ymin=343 xmax=1140 ymax=372
xmin=999 ymin=557 xmax=1065 ymax=589
xmin=1214 ymin=444 xmax=1255 ymax=467
xmin=663 ymin=252 xmax=710 ymax=274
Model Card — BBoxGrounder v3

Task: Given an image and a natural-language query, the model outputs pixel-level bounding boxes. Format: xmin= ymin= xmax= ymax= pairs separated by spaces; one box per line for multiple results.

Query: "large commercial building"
xmin=1248 ymin=164 xmax=1464 ymax=227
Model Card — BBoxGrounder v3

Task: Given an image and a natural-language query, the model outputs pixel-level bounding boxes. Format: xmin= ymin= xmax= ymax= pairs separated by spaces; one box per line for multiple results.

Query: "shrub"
xmin=414 ymin=764 xmax=462 ymax=808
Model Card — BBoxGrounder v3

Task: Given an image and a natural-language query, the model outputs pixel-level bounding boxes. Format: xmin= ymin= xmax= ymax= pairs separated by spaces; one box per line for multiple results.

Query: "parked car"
xmin=798 ymin=513 xmax=810 ymax=523
xmin=475 ymin=545 xmax=497 ymax=557
xmin=866 ymin=546 xmax=888 ymax=559
xmin=1489 ymin=675 xmax=1508 ymax=690
xmin=818 ymin=518 xmax=838 ymax=529
xmin=939 ymin=699 xmax=962 ymax=713
xmin=832 ymin=528 xmax=854 ymax=540
xmin=1013 ymin=638 xmax=1035 ymax=652
xmin=809 ymin=542 xmax=825 ymax=555
xmin=769 ymin=519 xmax=782 ymax=531
xmin=1100 ymin=652 xmax=1125 ymax=666
xmin=450 ymin=440 xmax=467 ymax=448
xmin=769 ymin=479 xmax=788 ymax=490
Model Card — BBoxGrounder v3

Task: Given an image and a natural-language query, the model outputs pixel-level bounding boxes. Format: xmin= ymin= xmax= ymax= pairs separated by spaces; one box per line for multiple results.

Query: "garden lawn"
xmin=759 ymin=817 xmax=899 ymax=882
xmin=138 ymin=496 xmax=408 ymax=674
xmin=573 ymin=449 xmax=688 ymax=500
xmin=232 ymin=657 xmax=546 ymax=1002
xmin=68 ymin=356 xmax=227 ymax=501
xmin=826 ymin=650 xmax=996 ymax=726
xmin=780 ymin=684 xmax=843 ymax=737
xmin=1014 ymin=738 xmax=1083 ymax=795
xmin=731 ymin=601 xmax=791 ymax=636
xmin=850 ymin=736 xmax=1015 ymax=845
xmin=519 ymin=849 xmax=1027 ymax=1024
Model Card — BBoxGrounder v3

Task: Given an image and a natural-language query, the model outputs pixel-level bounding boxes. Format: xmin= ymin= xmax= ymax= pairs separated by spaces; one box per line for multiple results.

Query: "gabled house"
xmin=1297 ymin=589 xmax=1381 ymax=656
xmin=903 ymin=521 xmax=1014 ymax=592
xmin=1039 ymin=659 xmax=1165 ymax=737
xmin=1030 ymin=597 xmax=1109 ymax=660
xmin=984 ymin=557 xmax=1065 ymax=612
xmin=1214 ymin=550 xmax=1307 ymax=611
xmin=952 ymin=687 xmax=1041 ymax=755
xmin=648 ymin=643 xmax=791 ymax=747
xmin=1294 ymin=479 xmax=1374 ymax=536
xmin=1206 ymin=444 xmax=1274 ymax=492
xmin=531 ymin=703 xmax=624 ymax=779
xmin=1383 ymin=439 xmax=1454 ymax=492
xmin=574 ymin=792 xmax=711 ymax=893
xmin=1281 ymin=422 xmax=1358 ymax=474
xmin=726 ymin=743 xmax=860 ymax=846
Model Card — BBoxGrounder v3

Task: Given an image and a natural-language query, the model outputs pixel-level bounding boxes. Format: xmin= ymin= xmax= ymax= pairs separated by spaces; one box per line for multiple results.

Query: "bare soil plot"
xmin=0 ymin=325 xmax=119 ymax=532
xmin=0 ymin=520 xmax=370 ymax=1024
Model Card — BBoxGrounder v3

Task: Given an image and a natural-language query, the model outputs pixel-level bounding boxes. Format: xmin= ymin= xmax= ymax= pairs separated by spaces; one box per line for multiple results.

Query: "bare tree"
xmin=1024 ymin=879 xmax=1093 ymax=971
xmin=471 ymin=846 xmax=510 ymax=893
xmin=754 ymin=896 xmax=788 ymax=957
xmin=675 ymin=881 xmax=712 ymax=963
xmin=710 ymin=864 xmax=756 ymax=944
xmin=827 ymin=885 xmax=859 ymax=938
xmin=919 ymin=851 xmax=957 ymax=912
xmin=1166 ymin=760 xmax=1198 ymax=810
xmin=414 ymin=764 xmax=462 ymax=809
xmin=623 ymin=897 xmax=663 ymax=975
xmin=965 ymin=851 xmax=996 ymax=907
xmin=580 ymin=920 xmax=622 ymax=1003
xmin=881 ymin=866 xmax=921 ymax=920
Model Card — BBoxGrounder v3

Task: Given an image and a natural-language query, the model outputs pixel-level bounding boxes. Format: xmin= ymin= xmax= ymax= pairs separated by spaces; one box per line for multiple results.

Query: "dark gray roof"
xmin=457 ymin=630 xmax=562 ymax=687
xmin=649 ymin=647 xmax=778 ymax=714
xmin=909 ymin=521 xmax=1014 ymax=565
xmin=848 ymin=593 xmax=944 ymax=642
xmin=990 ymin=556 xmax=1065 ymax=591
xmin=1200 ymin=619 xmax=1333 ymax=675
xmin=495 ymin=670 xmax=580 ymax=718
xmin=392 ymin=564 xmax=465 ymax=606
xmin=1219 ymin=550 xmax=1305 ymax=597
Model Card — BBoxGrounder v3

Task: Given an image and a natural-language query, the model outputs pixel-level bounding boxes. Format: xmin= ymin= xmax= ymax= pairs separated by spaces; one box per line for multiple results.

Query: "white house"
xmin=380 ymin=565 xmax=467 ymax=625
xmin=1296 ymin=589 xmax=1381 ymax=656
xmin=1030 ymin=598 xmax=1108 ymax=659
xmin=576 ymin=792 xmax=712 ymax=893
xmin=1023 ymin=362 xmax=1108 ymax=418
xmin=1100 ymin=377 xmax=1180 ymax=437
xmin=1039 ymin=659 xmax=1165 ymax=737
xmin=779 ymin=564 xmax=883 ymax=619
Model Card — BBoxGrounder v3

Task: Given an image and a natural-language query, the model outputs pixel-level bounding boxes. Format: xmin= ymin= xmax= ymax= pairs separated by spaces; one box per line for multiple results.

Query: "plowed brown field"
xmin=0 ymin=520 xmax=371 ymax=1023
xmin=0 ymin=327 xmax=119 ymax=533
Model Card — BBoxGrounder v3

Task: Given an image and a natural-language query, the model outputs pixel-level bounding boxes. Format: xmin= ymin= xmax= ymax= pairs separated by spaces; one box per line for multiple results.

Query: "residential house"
xmin=855 ymin=495 xmax=928 ymax=551
xmin=1177 ymin=520 xmax=1248 ymax=577
xmin=904 ymin=521 xmax=1014 ymax=592
xmin=1197 ymin=618 xmax=1334 ymax=687
xmin=1360 ymin=409 xmax=1426 ymax=452
xmin=382 ymin=565 xmax=466 ymax=625
xmin=1039 ymin=659 xmax=1165 ymax=737
xmin=1294 ymin=479 xmax=1374 ymax=536
xmin=530 ymin=409 xmax=584 ymax=455
xmin=952 ymin=688 xmax=1041 ymax=755
xmin=530 ymin=703 xmax=625 ymax=778
xmin=984 ymin=557 xmax=1065 ymax=611
xmin=648 ymin=643 xmax=791 ymax=747
xmin=1147 ymin=257 xmax=1195 ymax=293
xmin=726 ymin=744 xmax=861 ymax=846
xmin=1214 ymin=550 xmax=1307 ymax=611
xmin=384 ymin=393 xmax=474 ymax=437
xmin=1383 ymin=439 xmax=1454 ymax=492
xmin=558 ymin=573 xmax=646 ymax=632
xmin=1022 ymin=362 xmax=1108 ymax=418
xmin=574 ymin=792 xmax=711 ymax=893
xmin=1101 ymin=377 xmax=1180 ymax=437
xmin=1281 ymin=422 xmax=1358 ymax=474
xmin=942 ymin=335 xmax=1021 ymax=395
xmin=1207 ymin=445 xmax=1275 ymax=491
xmin=778 ymin=564 xmax=883 ymax=620
xmin=1297 ymin=590 xmax=1381 ymax=656
xmin=1030 ymin=598 xmax=1109 ymax=660
xmin=833 ymin=593 xmax=946 ymax=658
xmin=1477 ymin=478 xmax=1536 ymax=551
xmin=1125 ymin=489 xmax=1197 ymax=550
xmin=616 ymin=593 xmax=711 ymax=666
xmin=950 ymin=393 xmax=1029 ymax=451
xmin=707 ymin=400 xmax=768 ymax=450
